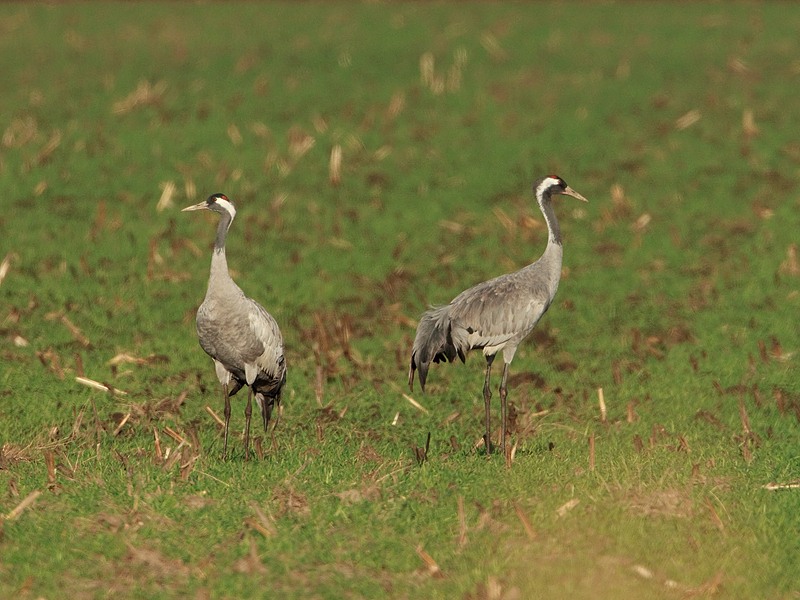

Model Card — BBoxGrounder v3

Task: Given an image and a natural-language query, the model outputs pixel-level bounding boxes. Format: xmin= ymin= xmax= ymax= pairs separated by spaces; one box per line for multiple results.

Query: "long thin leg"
xmin=244 ymin=387 xmax=253 ymax=462
xmin=483 ymin=354 xmax=496 ymax=456
xmin=222 ymin=383 xmax=231 ymax=460
xmin=499 ymin=363 xmax=510 ymax=455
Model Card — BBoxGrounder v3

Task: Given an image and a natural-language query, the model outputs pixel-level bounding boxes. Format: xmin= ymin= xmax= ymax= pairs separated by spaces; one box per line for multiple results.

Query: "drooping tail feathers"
xmin=254 ymin=370 xmax=286 ymax=431
xmin=229 ymin=370 xmax=286 ymax=432
xmin=408 ymin=305 xmax=469 ymax=392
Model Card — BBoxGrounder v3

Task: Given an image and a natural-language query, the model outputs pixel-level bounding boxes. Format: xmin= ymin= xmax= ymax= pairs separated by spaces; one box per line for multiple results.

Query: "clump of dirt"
xmin=272 ymin=484 xmax=310 ymax=519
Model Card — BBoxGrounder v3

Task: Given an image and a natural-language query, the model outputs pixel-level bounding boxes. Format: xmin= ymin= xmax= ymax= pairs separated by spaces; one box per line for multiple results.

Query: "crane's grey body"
xmin=184 ymin=194 xmax=286 ymax=460
xmin=413 ymin=241 xmax=562 ymax=373
xmin=409 ymin=176 xmax=587 ymax=456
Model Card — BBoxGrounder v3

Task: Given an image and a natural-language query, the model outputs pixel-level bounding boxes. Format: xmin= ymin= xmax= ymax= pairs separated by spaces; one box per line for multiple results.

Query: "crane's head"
xmin=534 ymin=176 xmax=588 ymax=204
xmin=182 ymin=193 xmax=237 ymax=221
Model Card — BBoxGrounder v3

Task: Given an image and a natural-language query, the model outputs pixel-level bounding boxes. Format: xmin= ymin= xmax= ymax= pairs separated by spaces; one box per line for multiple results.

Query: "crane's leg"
xmin=222 ymin=383 xmax=232 ymax=460
xmin=243 ymin=387 xmax=253 ymax=462
xmin=499 ymin=363 xmax=510 ymax=456
xmin=483 ymin=354 xmax=495 ymax=456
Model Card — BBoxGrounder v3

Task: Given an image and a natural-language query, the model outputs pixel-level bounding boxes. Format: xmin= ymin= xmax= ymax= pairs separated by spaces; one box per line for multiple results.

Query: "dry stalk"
xmin=153 ymin=427 xmax=163 ymax=461
xmin=156 ymin=181 xmax=176 ymax=212
xmin=249 ymin=502 xmax=278 ymax=537
xmin=76 ymin=376 xmax=126 ymax=396
xmin=742 ymin=443 xmax=752 ymax=464
xmin=179 ymin=445 xmax=195 ymax=481
xmin=480 ymin=32 xmax=507 ymax=61
xmin=676 ymin=109 xmax=701 ymax=129
xmin=194 ymin=469 xmax=230 ymax=487
xmin=704 ymin=496 xmax=725 ymax=532
xmin=739 ymin=398 xmax=752 ymax=435
xmin=329 ymin=144 xmax=342 ymax=186
xmin=763 ymin=480 xmax=800 ymax=491
xmin=588 ymin=433 xmax=595 ymax=471
xmin=742 ymin=109 xmax=759 ymax=139
xmin=36 ymin=349 xmax=65 ymax=380
xmin=44 ymin=449 xmax=56 ymax=490
xmin=244 ymin=517 xmax=274 ymax=539
xmin=5 ymin=490 xmax=42 ymax=520
xmin=73 ymin=352 xmax=85 ymax=378
xmin=174 ymin=388 xmax=189 ymax=410
xmin=0 ymin=253 xmax=13 ymax=290
xmin=45 ymin=312 xmax=90 ymax=347
xmin=555 ymin=498 xmax=580 ymax=518
xmin=598 ymin=388 xmax=607 ymax=422
xmin=779 ymin=243 xmax=799 ymax=276
xmin=70 ymin=407 xmax=85 ymax=440
xmin=163 ymin=427 xmax=187 ymax=446
xmin=315 ymin=364 xmax=325 ymax=407
xmin=626 ymin=401 xmax=637 ymax=423
xmin=504 ymin=441 xmax=517 ymax=469
xmin=513 ymin=501 xmax=537 ymax=539
xmin=204 ymin=405 xmax=224 ymax=427
xmin=112 ymin=79 xmax=166 ymax=114
xmin=415 ymin=545 xmax=443 ymax=578
xmin=457 ymin=496 xmax=468 ymax=547
xmin=161 ymin=441 xmax=185 ymax=471
xmin=403 ymin=393 xmax=428 ymax=413
xmin=441 ymin=411 xmax=460 ymax=425
xmin=112 ymin=413 xmax=131 ymax=437
xmin=288 ymin=458 xmax=311 ymax=480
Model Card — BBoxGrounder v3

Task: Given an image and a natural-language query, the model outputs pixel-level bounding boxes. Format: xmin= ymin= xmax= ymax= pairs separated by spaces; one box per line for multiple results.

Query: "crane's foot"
xmin=222 ymin=424 xmax=230 ymax=461
xmin=484 ymin=433 xmax=493 ymax=457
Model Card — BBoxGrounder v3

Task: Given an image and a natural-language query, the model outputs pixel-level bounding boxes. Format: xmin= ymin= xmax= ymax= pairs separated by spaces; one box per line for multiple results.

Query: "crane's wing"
xmin=449 ymin=270 xmax=555 ymax=351
xmin=244 ymin=298 xmax=285 ymax=383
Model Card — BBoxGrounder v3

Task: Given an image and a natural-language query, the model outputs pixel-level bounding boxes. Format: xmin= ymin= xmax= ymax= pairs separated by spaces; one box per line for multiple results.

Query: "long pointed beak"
xmin=182 ymin=201 xmax=208 ymax=212
xmin=561 ymin=185 xmax=589 ymax=202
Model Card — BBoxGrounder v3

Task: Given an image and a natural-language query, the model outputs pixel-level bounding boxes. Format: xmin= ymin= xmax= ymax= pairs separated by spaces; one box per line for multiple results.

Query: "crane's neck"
xmin=214 ymin=209 xmax=233 ymax=252
xmin=531 ymin=193 xmax=564 ymax=298
xmin=539 ymin=193 xmax=563 ymax=246
xmin=208 ymin=210 xmax=235 ymax=291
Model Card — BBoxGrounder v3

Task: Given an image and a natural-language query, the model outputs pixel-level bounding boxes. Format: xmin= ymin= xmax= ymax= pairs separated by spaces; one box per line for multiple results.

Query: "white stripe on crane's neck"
xmin=215 ymin=197 xmax=237 ymax=222
xmin=534 ymin=177 xmax=563 ymax=246
xmin=212 ymin=196 xmax=237 ymax=255
xmin=534 ymin=177 xmax=562 ymax=202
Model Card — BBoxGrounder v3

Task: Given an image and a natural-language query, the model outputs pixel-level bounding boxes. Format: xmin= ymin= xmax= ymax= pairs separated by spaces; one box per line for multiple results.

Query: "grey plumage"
xmin=184 ymin=193 xmax=286 ymax=460
xmin=409 ymin=176 xmax=588 ymax=456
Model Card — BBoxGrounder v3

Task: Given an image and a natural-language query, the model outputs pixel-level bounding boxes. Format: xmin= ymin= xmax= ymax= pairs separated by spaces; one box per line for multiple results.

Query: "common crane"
xmin=183 ymin=194 xmax=286 ymax=460
xmin=408 ymin=176 xmax=588 ymax=456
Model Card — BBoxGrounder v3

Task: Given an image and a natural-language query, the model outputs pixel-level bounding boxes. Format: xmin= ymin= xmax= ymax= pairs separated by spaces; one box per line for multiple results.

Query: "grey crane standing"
xmin=408 ymin=176 xmax=588 ymax=456
xmin=183 ymin=193 xmax=286 ymax=460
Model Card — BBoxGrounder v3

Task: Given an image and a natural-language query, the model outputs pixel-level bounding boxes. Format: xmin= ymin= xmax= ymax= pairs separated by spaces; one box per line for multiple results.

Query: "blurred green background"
xmin=1 ymin=3 xmax=799 ymax=599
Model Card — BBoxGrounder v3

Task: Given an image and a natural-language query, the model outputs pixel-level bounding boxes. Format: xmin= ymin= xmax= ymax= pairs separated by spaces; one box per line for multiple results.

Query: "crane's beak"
xmin=560 ymin=186 xmax=589 ymax=202
xmin=182 ymin=201 xmax=208 ymax=212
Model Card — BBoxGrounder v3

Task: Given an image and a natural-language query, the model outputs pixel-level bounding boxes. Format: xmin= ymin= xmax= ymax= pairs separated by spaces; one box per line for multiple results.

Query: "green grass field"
xmin=1 ymin=3 xmax=799 ymax=598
